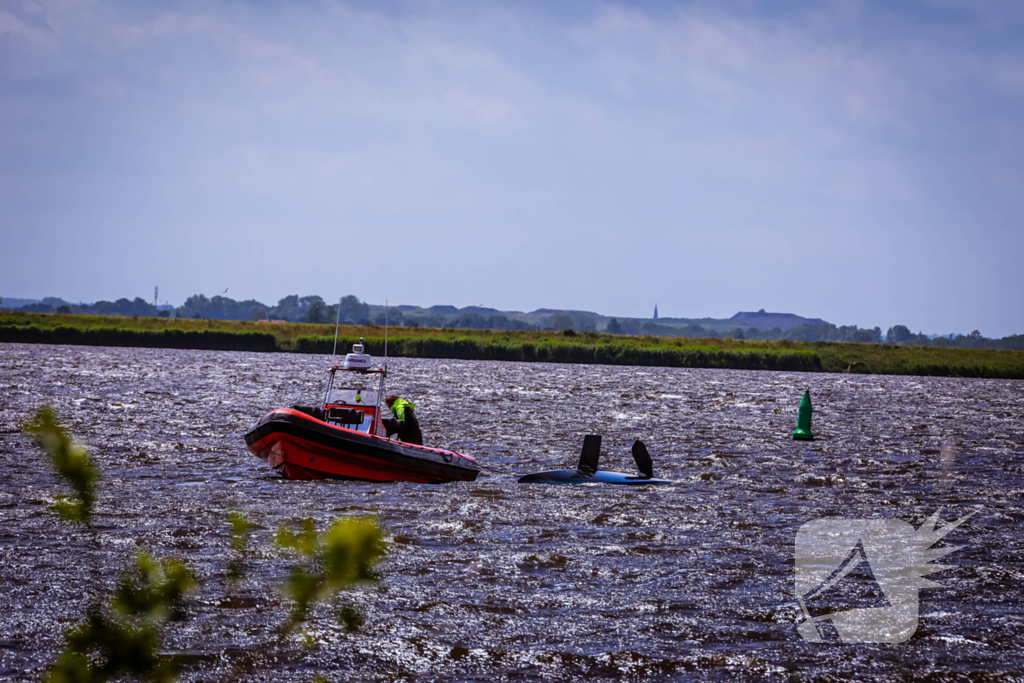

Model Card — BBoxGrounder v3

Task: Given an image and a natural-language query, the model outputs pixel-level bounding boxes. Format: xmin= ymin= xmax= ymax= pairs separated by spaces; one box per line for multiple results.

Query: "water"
xmin=1 ymin=343 xmax=1022 ymax=681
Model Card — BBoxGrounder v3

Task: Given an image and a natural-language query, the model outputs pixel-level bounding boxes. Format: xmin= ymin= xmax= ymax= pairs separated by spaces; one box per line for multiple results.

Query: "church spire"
xmin=653 ymin=304 xmax=658 ymax=320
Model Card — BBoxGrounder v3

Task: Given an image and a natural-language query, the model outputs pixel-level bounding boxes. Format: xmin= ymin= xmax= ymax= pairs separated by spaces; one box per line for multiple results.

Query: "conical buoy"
xmin=793 ymin=390 xmax=814 ymax=440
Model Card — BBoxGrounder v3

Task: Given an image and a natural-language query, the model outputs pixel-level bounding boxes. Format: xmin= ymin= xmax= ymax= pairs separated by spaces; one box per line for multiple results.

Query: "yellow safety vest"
xmin=390 ymin=398 xmax=415 ymax=420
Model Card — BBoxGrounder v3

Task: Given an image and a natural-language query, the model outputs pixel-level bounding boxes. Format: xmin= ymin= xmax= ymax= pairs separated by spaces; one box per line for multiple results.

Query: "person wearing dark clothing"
xmin=382 ymin=395 xmax=423 ymax=445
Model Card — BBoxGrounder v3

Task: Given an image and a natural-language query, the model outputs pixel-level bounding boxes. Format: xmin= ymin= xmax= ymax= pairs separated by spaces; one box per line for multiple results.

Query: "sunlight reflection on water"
xmin=0 ymin=343 xmax=1022 ymax=681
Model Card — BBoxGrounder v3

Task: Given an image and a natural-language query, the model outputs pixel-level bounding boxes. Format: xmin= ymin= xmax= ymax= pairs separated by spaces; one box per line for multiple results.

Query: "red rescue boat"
xmin=244 ymin=341 xmax=479 ymax=483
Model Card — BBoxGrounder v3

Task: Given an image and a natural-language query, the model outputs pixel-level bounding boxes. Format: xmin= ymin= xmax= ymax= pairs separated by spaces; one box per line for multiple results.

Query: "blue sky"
xmin=2 ymin=0 xmax=1022 ymax=336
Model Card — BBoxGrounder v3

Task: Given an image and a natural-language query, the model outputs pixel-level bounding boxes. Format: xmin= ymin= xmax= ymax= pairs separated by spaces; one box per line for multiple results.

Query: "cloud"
xmin=0 ymin=6 xmax=58 ymax=52
xmin=1 ymin=0 xmax=1022 ymax=334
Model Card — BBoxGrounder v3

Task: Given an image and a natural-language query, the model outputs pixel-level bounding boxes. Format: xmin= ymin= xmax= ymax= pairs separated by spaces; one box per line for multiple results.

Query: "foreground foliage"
xmin=45 ymin=553 xmax=197 ymax=683
xmin=23 ymin=406 xmax=98 ymax=523
xmin=24 ymin=406 xmax=385 ymax=681
xmin=276 ymin=517 xmax=385 ymax=634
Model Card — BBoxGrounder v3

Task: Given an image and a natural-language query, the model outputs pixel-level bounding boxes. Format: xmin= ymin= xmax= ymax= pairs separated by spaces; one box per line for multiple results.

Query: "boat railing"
xmin=322 ymin=360 xmax=387 ymax=436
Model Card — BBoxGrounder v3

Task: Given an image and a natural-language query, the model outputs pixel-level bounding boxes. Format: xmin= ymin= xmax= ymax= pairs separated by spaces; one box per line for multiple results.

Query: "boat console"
xmin=326 ymin=407 xmax=365 ymax=427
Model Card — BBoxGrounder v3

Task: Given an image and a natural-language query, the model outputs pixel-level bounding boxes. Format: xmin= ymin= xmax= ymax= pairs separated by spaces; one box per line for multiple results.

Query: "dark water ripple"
xmin=1 ymin=343 xmax=1023 ymax=681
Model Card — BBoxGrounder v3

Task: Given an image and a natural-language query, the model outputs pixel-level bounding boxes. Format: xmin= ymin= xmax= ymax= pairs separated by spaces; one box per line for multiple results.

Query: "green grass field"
xmin=2 ymin=312 xmax=1022 ymax=378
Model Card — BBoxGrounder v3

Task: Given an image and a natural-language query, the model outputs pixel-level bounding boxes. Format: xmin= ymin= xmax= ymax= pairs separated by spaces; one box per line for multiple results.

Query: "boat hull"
xmin=245 ymin=408 xmax=479 ymax=483
xmin=517 ymin=469 xmax=673 ymax=485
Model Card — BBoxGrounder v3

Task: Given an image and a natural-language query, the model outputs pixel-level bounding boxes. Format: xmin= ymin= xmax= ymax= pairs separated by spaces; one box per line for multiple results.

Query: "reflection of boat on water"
xmin=244 ymin=341 xmax=479 ymax=483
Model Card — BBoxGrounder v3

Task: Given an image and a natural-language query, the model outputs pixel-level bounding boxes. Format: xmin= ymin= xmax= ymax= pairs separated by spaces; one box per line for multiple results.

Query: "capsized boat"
xmin=244 ymin=341 xmax=479 ymax=483
xmin=518 ymin=436 xmax=672 ymax=485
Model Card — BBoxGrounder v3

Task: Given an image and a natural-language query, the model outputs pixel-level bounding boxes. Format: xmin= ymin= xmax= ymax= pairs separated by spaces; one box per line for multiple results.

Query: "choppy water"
xmin=1 ymin=343 xmax=1022 ymax=681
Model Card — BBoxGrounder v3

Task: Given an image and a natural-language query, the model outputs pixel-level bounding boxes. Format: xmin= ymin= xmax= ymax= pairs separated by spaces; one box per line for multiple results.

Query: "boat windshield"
xmin=327 ymin=386 xmax=380 ymax=408
xmin=323 ymin=369 xmax=384 ymax=435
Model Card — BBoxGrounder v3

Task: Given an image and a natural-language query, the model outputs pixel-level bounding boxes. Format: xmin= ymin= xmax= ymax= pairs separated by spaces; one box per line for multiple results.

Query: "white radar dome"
xmin=343 ymin=340 xmax=372 ymax=369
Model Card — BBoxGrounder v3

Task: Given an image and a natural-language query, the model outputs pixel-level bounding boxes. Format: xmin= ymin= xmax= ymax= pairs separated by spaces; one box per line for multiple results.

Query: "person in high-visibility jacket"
xmin=383 ymin=395 xmax=423 ymax=445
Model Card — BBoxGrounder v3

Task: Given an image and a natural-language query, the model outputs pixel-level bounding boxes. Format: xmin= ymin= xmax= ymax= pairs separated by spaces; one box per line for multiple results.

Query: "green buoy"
xmin=793 ymin=390 xmax=814 ymax=440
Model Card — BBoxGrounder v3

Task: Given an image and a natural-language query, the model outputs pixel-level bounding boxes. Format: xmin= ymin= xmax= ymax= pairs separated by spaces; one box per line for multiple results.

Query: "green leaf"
xmin=24 ymin=406 xmax=98 ymax=525
xmin=277 ymin=516 xmax=385 ymax=634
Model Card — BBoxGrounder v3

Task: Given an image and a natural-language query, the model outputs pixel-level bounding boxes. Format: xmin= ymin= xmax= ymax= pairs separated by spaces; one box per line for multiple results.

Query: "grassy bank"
xmin=2 ymin=312 xmax=1022 ymax=378
xmin=0 ymin=322 xmax=276 ymax=352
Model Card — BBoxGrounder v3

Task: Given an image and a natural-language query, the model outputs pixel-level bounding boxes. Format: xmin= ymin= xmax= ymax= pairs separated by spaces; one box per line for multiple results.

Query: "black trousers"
xmin=383 ymin=409 xmax=423 ymax=446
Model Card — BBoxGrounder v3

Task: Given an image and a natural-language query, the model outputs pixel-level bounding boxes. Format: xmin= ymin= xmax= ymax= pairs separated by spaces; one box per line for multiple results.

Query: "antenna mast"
xmin=332 ymin=296 xmax=342 ymax=359
xmin=154 ymin=286 xmax=158 ymax=308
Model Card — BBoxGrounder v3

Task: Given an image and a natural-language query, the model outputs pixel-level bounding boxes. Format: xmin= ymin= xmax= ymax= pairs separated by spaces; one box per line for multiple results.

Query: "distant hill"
xmin=8 ymin=291 xmax=1018 ymax=348
xmin=1 ymin=297 xmax=42 ymax=309
xmin=1 ymin=296 xmax=81 ymax=310
xmin=728 ymin=310 xmax=827 ymax=331
xmin=460 ymin=306 xmax=505 ymax=317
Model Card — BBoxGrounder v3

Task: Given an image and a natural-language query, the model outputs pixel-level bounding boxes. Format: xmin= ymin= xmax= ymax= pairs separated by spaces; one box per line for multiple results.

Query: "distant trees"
xmin=998 ymin=335 xmax=1024 ymax=350
xmin=272 ymin=295 xmax=325 ymax=322
xmin=617 ymin=319 xmax=642 ymax=335
xmin=374 ymin=309 xmax=403 ymax=326
xmin=337 ymin=295 xmax=370 ymax=325
xmin=573 ymin=315 xmax=598 ymax=333
xmin=766 ymin=323 xmax=882 ymax=344
xmin=272 ymin=295 xmax=301 ymax=320
xmin=545 ymin=314 xmax=575 ymax=332
xmin=886 ymin=325 xmax=913 ymax=344
xmin=880 ymin=326 xmax=1024 ymax=350
xmin=410 ymin=314 xmax=447 ymax=328
xmin=446 ymin=312 xmax=535 ymax=331
xmin=451 ymin=313 xmax=487 ymax=329
xmin=20 ymin=297 xmax=164 ymax=318
xmin=680 ymin=324 xmax=713 ymax=337
xmin=178 ymin=294 xmax=213 ymax=319
xmin=89 ymin=297 xmax=157 ymax=317
xmin=177 ymin=295 xmax=265 ymax=321
xmin=306 ymin=300 xmax=327 ymax=324
xmin=599 ymin=319 xmax=712 ymax=338
xmin=7 ymin=292 xmax=1020 ymax=351
xmin=595 ymin=320 xmax=889 ymax=344
xmin=641 ymin=321 xmax=678 ymax=336
xmin=170 ymin=294 xmax=373 ymax=324
xmin=20 ymin=303 xmax=55 ymax=313
xmin=543 ymin=314 xmax=596 ymax=333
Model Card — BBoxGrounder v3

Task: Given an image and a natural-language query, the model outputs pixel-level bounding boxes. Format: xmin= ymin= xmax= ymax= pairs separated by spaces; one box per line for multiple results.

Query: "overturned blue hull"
xmin=518 ymin=436 xmax=673 ymax=485
xmin=518 ymin=469 xmax=673 ymax=485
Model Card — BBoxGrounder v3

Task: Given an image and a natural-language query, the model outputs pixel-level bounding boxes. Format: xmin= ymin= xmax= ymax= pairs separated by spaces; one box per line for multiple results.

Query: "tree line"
xmin=3 ymin=295 xmax=1021 ymax=350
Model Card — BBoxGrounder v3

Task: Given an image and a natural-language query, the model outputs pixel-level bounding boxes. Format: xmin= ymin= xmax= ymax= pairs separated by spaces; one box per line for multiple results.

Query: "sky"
xmin=2 ymin=0 xmax=1023 ymax=336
